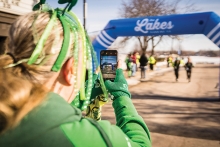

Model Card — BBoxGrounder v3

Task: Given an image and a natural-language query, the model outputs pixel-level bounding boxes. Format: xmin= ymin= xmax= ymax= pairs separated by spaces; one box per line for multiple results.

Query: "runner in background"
xmin=184 ymin=57 xmax=194 ymax=82
xmin=173 ymin=57 xmax=181 ymax=81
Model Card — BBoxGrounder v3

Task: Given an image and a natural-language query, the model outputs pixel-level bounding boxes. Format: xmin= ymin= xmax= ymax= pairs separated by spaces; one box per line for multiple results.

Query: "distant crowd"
xmin=125 ymin=52 xmax=157 ymax=79
xmin=125 ymin=52 xmax=194 ymax=82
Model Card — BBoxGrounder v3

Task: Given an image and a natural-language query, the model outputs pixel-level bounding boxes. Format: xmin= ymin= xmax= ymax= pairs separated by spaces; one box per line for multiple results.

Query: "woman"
xmin=0 ymin=3 xmax=151 ymax=147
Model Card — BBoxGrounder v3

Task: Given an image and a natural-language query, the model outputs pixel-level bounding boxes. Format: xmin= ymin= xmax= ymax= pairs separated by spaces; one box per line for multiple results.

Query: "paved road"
xmin=101 ymin=64 xmax=220 ymax=147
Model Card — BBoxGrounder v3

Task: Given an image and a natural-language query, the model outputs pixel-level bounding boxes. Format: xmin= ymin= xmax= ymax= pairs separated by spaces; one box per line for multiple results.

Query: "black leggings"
xmin=174 ymin=69 xmax=179 ymax=79
xmin=186 ymin=71 xmax=191 ymax=79
xmin=150 ymin=64 xmax=154 ymax=70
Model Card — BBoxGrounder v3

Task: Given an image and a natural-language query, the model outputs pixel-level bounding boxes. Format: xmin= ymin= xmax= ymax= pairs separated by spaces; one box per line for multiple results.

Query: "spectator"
xmin=131 ymin=52 xmax=137 ymax=76
xmin=149 ymin=54 xmax=156 ymax=70
xmin=125 ymin=53 xmax=133 ymax=78
xmin=139 ymin=52 xmax=148 ymax=79
xmin=135 ymin=52 xmax=140 ymax=71
xmin=180 ymin=57 xmax=185 ymax=66
xmin=0 ymin=2 xmax=151 ymax=147
xmin=167 ymin=55 xmax=173 ymax=67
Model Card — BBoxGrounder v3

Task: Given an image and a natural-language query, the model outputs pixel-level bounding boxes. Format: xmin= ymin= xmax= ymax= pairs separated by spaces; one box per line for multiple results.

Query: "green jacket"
xmin=0 ymin=93 xmax=151 ymax=147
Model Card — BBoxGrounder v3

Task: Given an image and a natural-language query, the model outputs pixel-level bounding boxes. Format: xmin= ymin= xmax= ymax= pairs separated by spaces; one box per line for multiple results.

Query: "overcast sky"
xmin=47 ymin=0 xmax=220 ymax=51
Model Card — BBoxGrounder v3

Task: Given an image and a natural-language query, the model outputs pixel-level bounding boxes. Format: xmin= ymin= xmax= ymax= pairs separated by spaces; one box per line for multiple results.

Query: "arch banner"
xmin=92 ymin=12 xmax=220 ymax=62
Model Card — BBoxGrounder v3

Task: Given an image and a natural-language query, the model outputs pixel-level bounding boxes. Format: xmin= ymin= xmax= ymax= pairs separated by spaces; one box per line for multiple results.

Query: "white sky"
xmin=47 ymin=0 xmax=220 ymax=51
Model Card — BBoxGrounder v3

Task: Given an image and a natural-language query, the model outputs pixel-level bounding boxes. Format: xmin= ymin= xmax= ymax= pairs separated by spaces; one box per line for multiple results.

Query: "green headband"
xmin=51 ymin=10 xmax=70 ymax=71
xmin=31 ymin=3 xmax=94 ymax=111
xmin=4 ymin=0 xmax=109 ymax=111
xmin=28 ymin=10 xmax=58 ymax=65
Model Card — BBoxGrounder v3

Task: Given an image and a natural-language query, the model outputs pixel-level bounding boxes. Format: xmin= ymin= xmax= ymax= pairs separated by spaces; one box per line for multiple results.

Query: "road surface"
xmin=101 ymin=64 xmax=220 ymax=147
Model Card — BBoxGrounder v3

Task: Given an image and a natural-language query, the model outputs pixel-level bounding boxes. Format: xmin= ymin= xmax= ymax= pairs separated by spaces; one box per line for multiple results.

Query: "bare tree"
xmin=118 ymin=0 xmax=198 ymax=54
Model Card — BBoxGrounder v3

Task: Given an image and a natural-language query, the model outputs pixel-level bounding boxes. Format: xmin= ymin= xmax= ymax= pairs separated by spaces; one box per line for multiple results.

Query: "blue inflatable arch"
xmin=92 ymin=12 xmax=220 ymax=61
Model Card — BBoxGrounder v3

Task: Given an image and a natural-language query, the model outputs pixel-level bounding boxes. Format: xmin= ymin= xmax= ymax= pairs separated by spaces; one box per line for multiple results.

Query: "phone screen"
xmin=100 ymin=50 xmax=118 ymax=81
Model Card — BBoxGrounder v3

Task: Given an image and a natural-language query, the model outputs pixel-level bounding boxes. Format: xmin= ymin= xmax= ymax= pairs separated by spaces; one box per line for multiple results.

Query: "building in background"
xmin=0 ymin=0 xmax=37 ymax=54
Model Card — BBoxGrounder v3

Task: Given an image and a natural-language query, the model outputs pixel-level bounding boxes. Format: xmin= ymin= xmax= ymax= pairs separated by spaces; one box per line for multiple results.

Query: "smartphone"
xmin=100 ymin=50 xmax=118 ymax=81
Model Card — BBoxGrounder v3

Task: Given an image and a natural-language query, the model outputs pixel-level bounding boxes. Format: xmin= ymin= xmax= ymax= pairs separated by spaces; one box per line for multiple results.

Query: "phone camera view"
xmin=100 ymin=50 xmax=117 ymax=81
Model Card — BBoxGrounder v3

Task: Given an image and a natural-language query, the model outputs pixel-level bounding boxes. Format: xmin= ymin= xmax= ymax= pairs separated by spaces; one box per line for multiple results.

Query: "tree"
xmin=118 ymin=0 xmax=198 ymax=54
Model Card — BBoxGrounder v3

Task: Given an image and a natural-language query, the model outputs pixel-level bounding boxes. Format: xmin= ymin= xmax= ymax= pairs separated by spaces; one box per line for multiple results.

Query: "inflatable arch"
xmin=92 ymin=12 xmax=220 ymax=62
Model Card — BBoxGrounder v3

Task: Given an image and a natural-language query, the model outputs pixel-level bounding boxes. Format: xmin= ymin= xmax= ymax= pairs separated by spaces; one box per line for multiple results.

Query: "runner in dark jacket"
xmin=184 ymin=57 xmax=194 ymax=82
xmin=173 ymin=57 xmax=181 ymax=81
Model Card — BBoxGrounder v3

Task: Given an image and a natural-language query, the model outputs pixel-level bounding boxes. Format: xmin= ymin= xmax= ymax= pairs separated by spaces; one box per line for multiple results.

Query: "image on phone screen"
xmin=100 ymin=50 xmax=117 ymax=81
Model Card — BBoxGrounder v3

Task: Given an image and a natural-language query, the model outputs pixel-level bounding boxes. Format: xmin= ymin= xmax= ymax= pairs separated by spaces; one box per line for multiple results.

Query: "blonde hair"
xmin=0 ymin=11 xmax=72 ymax=133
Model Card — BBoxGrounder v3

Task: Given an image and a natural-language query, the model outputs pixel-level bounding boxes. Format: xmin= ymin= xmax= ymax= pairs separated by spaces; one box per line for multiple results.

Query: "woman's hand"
xmin=105 ymin=61 xmax=131 ymax=100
